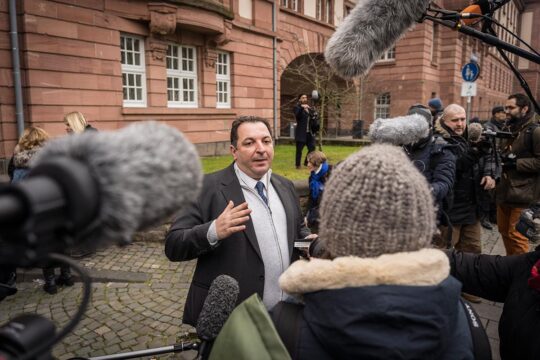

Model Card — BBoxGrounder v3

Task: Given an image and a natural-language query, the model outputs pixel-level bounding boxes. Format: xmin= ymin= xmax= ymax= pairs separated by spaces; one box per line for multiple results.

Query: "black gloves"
xmin=502 ymin=156 xmax=517 ymax=171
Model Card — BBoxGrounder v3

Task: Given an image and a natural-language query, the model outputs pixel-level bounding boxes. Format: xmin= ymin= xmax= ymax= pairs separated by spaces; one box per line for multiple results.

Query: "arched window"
xmin=374 ymin=93 xmax=391 ymax=119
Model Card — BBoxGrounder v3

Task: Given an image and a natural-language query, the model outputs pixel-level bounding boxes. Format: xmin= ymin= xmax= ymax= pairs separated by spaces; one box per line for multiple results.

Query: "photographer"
xmin=496 ymin=93 xmax=540 ymax=255
xmin=478 ymin=106 xmax=506 ymax=230
xmin=293 ymin=94 xmax=317 ymax=169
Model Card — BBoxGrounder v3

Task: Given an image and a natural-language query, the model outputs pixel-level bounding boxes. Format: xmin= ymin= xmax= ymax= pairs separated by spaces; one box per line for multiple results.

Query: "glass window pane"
xmin=135 ymin=74 xmax=141 ymax=87
xmin=136 ymin=88 xmax=142 ymax=100
xmin=122 ymin=73 xmax=127 ymax=86
xmin=189 ymin=91 xmax=194 ymax=102
xmin=167 ymin=77 xmax=172 ymax=88
xmin=129 ymin=88 xmax=135 ymax=99
xmin=134 ymin=39 xmax=139 ymax=52
xmin=123 ymin=87 xmax=127 ymax=100
xmin=126 ymin=38 xmax=133 ymax=51
xmin=166 ymin=57 xmax=171 ymax=69
xmin=127 ymin=52 xmax=133 ymax=65
xmin=168 ymin=90 xmax=172 ymax=101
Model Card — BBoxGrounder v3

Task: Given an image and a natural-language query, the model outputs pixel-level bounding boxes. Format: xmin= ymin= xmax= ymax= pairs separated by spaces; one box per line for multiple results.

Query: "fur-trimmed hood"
xmin=278 ymin=249 xmax=472 ymax=360
xmin=280 ymin=248 xmax=449 ymax=294
xmin=13 ymin=147 xmax=40 ymax=168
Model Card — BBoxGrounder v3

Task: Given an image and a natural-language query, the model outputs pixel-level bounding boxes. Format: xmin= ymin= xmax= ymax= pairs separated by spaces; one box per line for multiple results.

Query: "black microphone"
xmin=0 ymin=121 xmax=203 ymax=266
xmin=195 ymin=275 xmax=239 ymax=359
xmin=368 ymin=114 xmax=430 ymax=146
xmin=324 ymin=0 xmax=432 ymax=78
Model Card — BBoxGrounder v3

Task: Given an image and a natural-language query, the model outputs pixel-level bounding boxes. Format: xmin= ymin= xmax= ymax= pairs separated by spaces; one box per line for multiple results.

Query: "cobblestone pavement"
xmin=0 ymin=228 xmax=509 ymax=359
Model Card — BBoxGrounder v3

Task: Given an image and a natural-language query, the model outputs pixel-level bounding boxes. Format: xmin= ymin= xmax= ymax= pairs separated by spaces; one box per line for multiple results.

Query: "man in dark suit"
xmin=165 ymin=116 xmax=313 ymax=326
xmin=294 ymin=94 xmax=316 ymax=169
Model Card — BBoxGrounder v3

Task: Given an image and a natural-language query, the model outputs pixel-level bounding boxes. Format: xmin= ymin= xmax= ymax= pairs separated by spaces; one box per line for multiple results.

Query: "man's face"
xmin=443 ymin=109 xmax=467 ymax=136
xmin=231 ymin=122 xmax=274 ymax=180
xmin=299 ymin=95 xmax=308 ymax=104
xmin=505 ymin=98 xmax=528 ymax=122
xmin=494 ymin=111 xmax=506 ymax=122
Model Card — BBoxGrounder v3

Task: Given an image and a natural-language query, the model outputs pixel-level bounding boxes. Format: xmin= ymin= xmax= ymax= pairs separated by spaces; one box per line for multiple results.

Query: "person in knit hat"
xmin=275 ymin=144 xmax=477 ymax=360
xmin=428 ymin=97 xmax=444 ymax=121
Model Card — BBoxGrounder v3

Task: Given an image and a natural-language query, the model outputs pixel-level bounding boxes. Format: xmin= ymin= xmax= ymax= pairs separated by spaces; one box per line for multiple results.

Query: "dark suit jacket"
xmin=165 ymin=163 xmax=310 ymax=326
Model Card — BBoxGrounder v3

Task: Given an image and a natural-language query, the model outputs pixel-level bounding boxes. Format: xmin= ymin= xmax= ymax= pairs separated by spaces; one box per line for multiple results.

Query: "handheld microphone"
xmin=368 ymin=114 xmax=430 ymax=146
xmin=0 ymin=121 xmax=203 ymax=266
xmin=196 ymin=275 xmax=239 ymax=359
xmin=324 ymin=0 xmax=432 ymax=78
xmin=468 ymin=122 xmax=484 ymax=142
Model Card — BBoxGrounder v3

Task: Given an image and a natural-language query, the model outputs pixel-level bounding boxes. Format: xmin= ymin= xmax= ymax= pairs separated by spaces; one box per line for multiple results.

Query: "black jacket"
xmin=293 ymin=104 xmax=311 ymax=142
xmin=404 ymin=135 xmax=456 ymax=220
xmin=165 ymin=163 xmax=310 ymax=326
xmin=434 ymin=120 xmax=494 ymax=224
xmin=448 ymin=248 xmax=540 ymax=360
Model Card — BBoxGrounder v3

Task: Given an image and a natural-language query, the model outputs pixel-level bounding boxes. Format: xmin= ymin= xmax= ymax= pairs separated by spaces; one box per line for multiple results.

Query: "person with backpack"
xmin=496 ymin=93 xmax=540 ymax=255
xmin=274 ymin=144 xmax=483 ymax=360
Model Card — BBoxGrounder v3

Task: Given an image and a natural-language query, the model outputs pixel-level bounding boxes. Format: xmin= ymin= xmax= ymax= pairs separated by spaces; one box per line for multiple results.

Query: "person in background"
xmin=63 ymin=111 xmax=97 ymax=259
xmin=293 ymin=94 xmax=316 ymax=169
xmin=496 ymin=93 xmax=540 ymax=255
xmin=8 ymin=126 xmax=74 ymax=295
xmin=403 ymin=104 xmax=456 ymax=226
xmin=305 ymin=151 xmax=331 ymax=231
xmin=478 ymin=106 xmax=506 ymax=230
xmin=434 ymin=104 xmax=496 ymax=303
xmin=428 ymin=97 xmax=444 ymax=123
xmin=64 ymin=111 xmax=97 ymax=134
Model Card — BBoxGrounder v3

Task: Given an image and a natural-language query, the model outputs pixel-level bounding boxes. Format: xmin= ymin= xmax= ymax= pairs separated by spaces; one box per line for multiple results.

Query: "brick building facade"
xmin=0 ymin=0 xmax=539 ymax=170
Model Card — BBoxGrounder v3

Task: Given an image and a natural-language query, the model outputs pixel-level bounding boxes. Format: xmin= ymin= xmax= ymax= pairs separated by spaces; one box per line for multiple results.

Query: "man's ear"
xmin=522 ymin=106 xmax=529 ymax=116
xmin=230 ymin=144 xmax=237 ymax=159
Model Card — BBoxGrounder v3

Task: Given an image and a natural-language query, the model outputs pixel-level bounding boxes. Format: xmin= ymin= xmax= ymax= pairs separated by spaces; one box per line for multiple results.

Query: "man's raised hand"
xmin=215 ymin=201 xmax=251 ymax=240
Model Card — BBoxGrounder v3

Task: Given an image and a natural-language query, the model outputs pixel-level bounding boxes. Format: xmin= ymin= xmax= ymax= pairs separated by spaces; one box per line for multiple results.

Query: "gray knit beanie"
xmin=319 ymin=144 xmax=436 ymax=258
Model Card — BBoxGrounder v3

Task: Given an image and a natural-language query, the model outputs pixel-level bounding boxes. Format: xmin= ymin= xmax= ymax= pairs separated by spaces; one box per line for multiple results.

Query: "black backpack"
xmin=271 ymin=299 xmax=492 ymax=360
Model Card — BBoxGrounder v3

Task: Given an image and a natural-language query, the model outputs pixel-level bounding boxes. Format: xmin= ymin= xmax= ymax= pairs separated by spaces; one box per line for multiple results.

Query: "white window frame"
xmin=121 ymin=34 xmax=146 ymax=107
xmin=374 ymin=93 xmax=391 ymax=119
xmin=377 ymin=47 xmax=396 ymax=62
xmin=167 ymin=44 xmax=198 ymax=108
xmin=216 ymin=52 xmax=231 ymax=109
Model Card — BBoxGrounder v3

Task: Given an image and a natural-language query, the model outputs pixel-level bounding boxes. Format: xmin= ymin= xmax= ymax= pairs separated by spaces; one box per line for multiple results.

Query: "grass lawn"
xmin=201 ymin=144 xmax=362 ymax=180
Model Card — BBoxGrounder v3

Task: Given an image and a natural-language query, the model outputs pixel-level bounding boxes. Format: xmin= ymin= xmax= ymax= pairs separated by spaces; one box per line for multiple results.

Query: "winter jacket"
xmin=276 ymin=249 xmax=475 ymax=360
xmin=448 ymin=248 xmax=540 ymax=360
xmin=434 ymin=120 xmax=494 ymax=225
xmin=11 ymin=146 xmax=40 ymax=183
xmin=496 ymin=113 xmax=540 ymax=207
xmin=403 ymin=134 xmax=456 ymax=219
xmin=293 ymin=104 xmax=311 ymax=143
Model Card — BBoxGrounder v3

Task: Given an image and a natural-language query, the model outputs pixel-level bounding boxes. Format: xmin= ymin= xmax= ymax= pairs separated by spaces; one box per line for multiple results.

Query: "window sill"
xmin=122 ymin=107 xmax=236 ymax=116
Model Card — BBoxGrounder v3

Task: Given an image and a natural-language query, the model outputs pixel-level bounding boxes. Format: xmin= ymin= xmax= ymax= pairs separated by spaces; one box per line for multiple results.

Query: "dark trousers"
xmin=295 ymin=134 xmax=315 ymax=167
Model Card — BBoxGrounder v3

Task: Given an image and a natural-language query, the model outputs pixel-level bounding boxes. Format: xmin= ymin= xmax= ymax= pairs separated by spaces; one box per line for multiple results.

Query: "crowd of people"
xmin=1 ymin=92 xmax=539 ymax=359
xmin=166 ymin=92 xmax=539 ymax=359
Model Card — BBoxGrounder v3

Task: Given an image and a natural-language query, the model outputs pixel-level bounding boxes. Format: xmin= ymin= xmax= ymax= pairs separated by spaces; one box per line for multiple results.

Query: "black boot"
xmin=42 ymin=268 xmax=57 ymax=295
xmin=57 ymin=266 xmax=74 ymax=287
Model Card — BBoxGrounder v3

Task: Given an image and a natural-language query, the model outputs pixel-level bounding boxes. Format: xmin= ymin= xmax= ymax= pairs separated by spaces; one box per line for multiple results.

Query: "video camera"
xmin=482 ymin=129 xmax=513 ymax=139
xmin=516 ymin=202 xmax=540 ymax=243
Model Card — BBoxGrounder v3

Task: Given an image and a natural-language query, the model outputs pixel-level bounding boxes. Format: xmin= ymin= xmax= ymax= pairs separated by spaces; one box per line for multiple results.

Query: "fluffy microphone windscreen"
xmin=33 ymin=121 xmax=203 ymax=247
xmin=368 ymin=114 xmax=430 ymax=145
xmin=468 ymin=122 xmax=484 ymax=142
xmin=325 ymin=0 xmax=431 ymax=78
xmin=196 ymin=275 xmax=240 ymax=341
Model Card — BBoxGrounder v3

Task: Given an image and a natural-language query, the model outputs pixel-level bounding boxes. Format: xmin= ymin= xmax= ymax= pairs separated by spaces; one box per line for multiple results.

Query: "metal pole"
xmin=272 ymin=1 xmax=278 ymax=140
xmin=466 ymin=96 xmax=472 ymax=126
xmin=9 ymin=0 xmax=24 ymax=137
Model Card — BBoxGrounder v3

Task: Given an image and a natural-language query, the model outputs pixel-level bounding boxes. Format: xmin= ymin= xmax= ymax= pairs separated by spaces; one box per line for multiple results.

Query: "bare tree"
xmin=281 ymin=52 xmax=358 ymax=149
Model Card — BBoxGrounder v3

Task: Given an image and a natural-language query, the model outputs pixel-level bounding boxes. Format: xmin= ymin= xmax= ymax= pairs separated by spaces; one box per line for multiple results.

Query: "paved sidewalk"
xmin=0 ymin=228 xmax=507 ymax=359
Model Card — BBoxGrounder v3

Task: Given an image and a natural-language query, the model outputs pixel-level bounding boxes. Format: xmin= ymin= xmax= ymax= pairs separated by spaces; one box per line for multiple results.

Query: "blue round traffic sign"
xmin=462 ymin=62 xmax=480 ymax=82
